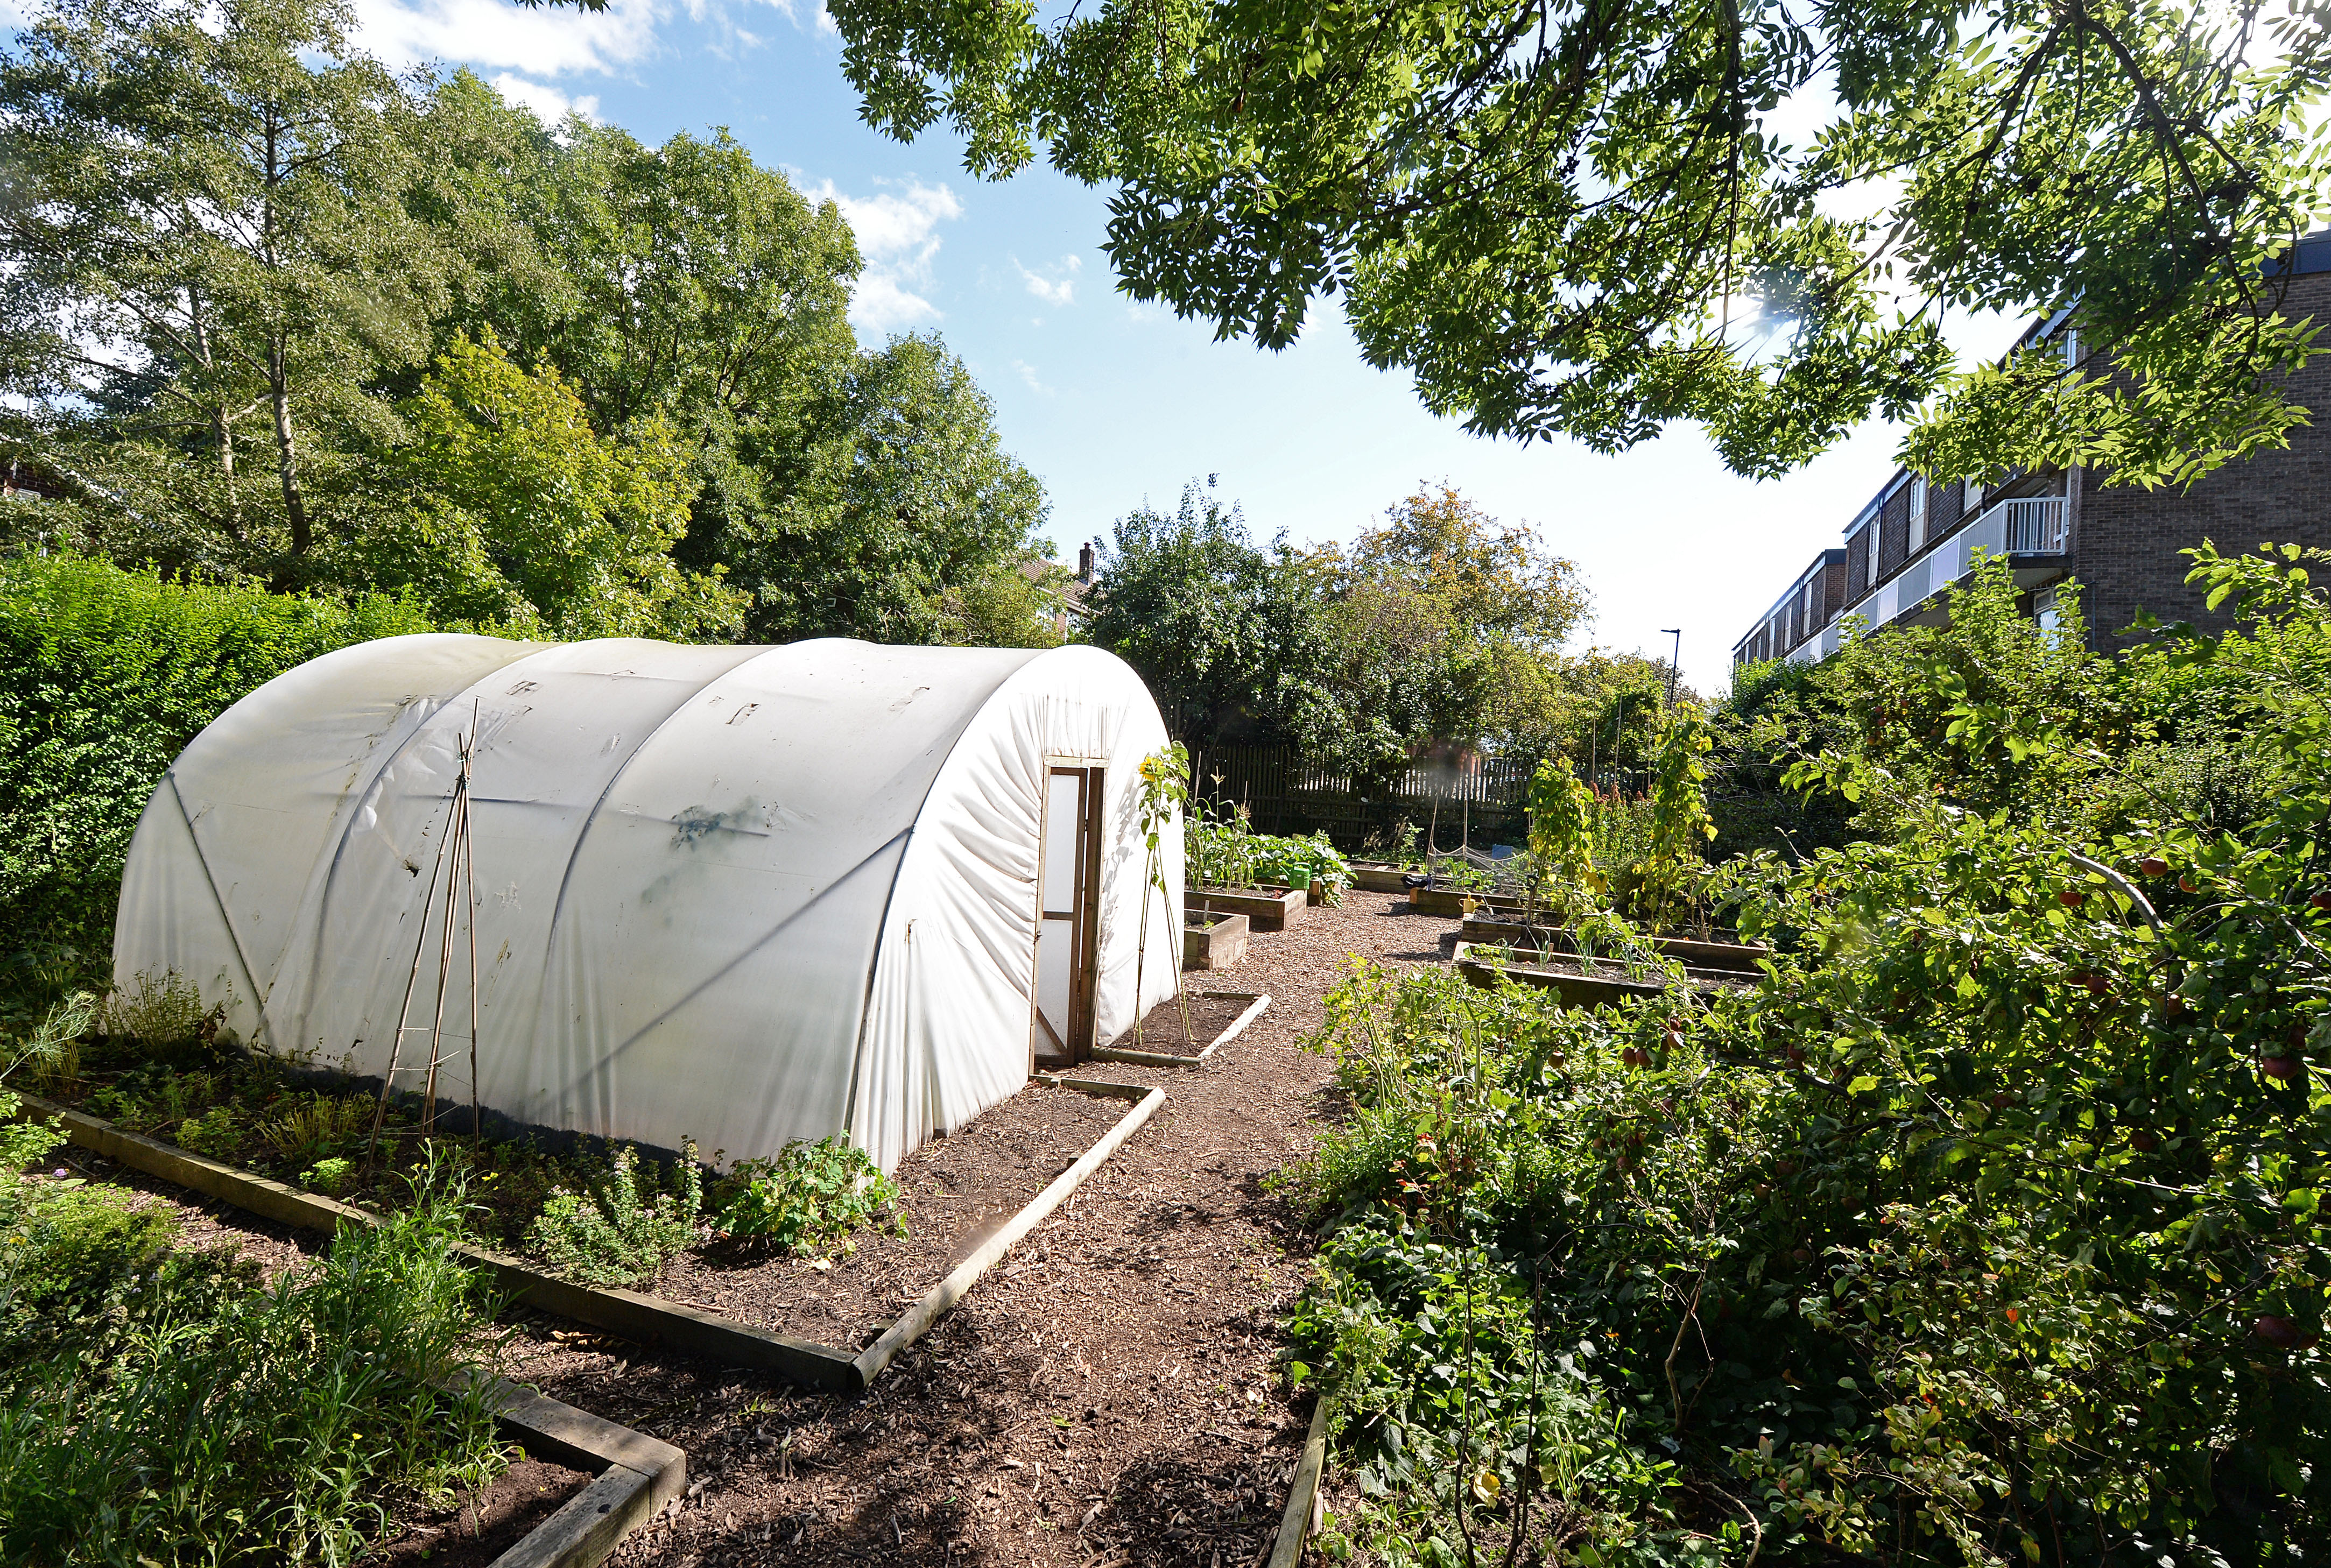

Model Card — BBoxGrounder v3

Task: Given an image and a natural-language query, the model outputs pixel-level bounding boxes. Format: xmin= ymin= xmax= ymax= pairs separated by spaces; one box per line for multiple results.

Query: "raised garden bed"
xmin=1184 ymin=907 xmax=1250 ymax=970
xmin=1457 ymin=914 xmax=1772 ymax=974
xmin=1188 ymin=884 xmax=1307 ymax=931
xmin=1409 ymin=885 xmax=1480 ymax=917
xmin=1091 ymin=990 xmax=1272 ymax=1068
xmin=1450 ymin=941 xmax=1744 ymax=1008
xmin=12 ymin=1075 xmax=1164 ymax=1393
xmin=1348 ymin=861 xmax=1413 ymax=893
xmin=370 ymin=1457 xmax=593 ymax=1567
xmin=656 ymin=1080 xmax=1129 ymax=1351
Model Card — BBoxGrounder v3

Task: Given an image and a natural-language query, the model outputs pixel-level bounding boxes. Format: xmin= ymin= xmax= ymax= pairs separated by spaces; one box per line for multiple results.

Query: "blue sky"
xmin=346 ymin=0 xmax=2011 ymax=691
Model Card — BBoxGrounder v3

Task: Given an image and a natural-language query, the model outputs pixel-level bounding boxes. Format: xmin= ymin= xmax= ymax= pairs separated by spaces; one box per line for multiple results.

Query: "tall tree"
xmin=0 ymin=0 xmax=447 ymax=579
xmin=809 ymin=0 xmax=2331 ymax=489
xmin=342 ymin=330 xmax=745 ymax=639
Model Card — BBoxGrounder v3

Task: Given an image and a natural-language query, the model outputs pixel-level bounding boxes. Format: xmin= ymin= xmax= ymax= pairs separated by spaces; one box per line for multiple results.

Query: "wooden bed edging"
xmin=17 ymin=1093 xmax=865 ymax=1389
xmin=1090 ymin=991 xmax=1271 ymax=1069
xmin=1266 ymin=1393 xmax=1334 ymax=1568
xmin=854 ymin=1078 xmax=1165 ymax=1386
xmin=457 ymin=1371 xmax=686 ymax=1568
xmin=18 ymin=1077 xmax=1166 ymax=1394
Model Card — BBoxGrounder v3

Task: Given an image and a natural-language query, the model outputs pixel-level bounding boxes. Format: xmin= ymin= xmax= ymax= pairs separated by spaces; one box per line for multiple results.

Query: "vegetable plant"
xmin=711 ymin=1136 xmax=904 ymax=1255
xmin=527 ymin=1141 xmax=703 ymax=1288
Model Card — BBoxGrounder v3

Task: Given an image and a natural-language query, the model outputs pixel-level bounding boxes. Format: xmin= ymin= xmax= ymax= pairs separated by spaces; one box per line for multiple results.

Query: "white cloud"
xmin=1012 ymin=359 xmax=1051 ymax=395
xmin=1015 ymin=253 xmax=1081 ymax=306
xmin=805 ymin=179 xmax=966 ymax=334
xmin=491 ymin=73 xmax=601 ymax=125
xmin=352 ymin=0 xmax=667 ymax=77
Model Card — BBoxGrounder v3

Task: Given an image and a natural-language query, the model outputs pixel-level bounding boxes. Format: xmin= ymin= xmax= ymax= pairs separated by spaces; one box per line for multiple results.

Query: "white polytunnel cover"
xmin=111 ymin=635 xmax=1184 ymax=1170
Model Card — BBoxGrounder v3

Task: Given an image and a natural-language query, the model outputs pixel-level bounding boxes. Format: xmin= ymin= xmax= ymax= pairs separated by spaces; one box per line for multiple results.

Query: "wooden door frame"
xmin=1030 ymin=758 xmax=1107 ymax=1069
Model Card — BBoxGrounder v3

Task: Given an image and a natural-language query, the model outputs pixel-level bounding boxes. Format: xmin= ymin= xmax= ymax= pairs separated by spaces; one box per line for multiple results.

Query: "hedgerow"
xmin=0 ymin=552 xmax=435 ymax=1021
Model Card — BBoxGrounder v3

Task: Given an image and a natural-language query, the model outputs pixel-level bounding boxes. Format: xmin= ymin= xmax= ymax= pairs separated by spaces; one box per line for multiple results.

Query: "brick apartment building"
xmin=1733 ymin=237 xmax=2331 ymax=670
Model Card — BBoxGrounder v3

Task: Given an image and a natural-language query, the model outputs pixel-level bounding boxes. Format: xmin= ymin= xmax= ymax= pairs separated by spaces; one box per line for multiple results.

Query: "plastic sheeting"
xmin=111 ymin=635 xmax=1182 ymax=1170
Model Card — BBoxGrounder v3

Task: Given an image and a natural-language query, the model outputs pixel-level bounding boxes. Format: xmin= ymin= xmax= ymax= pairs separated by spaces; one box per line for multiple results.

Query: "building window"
xmin=1907 ymin=477 xmax=1927 ymax=553
xmin=1964 ymin=478 xmax=1984 ymax=516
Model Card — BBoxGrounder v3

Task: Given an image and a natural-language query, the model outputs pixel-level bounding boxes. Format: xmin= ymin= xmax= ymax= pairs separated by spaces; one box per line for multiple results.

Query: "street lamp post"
xmin=1660 ymin=628 xmax=1681 ymax=709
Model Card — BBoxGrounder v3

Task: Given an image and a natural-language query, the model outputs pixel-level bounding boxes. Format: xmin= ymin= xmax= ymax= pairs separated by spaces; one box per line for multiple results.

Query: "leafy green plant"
xmin=1284 ymin=543 xmax=2331 ymax=1565
xmin=1136 ymin=743 xmax=1193 ymax=1050
xmin=0 ymin=1162 xmax=505 ymax=1566
xmin=103 ymin=970 xmax=210 ymax=1052
xmin=175 ymin=1103 xmax=246 ymax=1160
xmin=301 ymin=1157 xmax=356 ymax=1196
xmin=1630 ymin=708 xmax=1715 ymax=935
xmin=260 ymin=1093 xmax=376 ymax=1167
xmin=527 ymin=1141 xmax=702 ymax=1287
xmin=710 ymin=1136 xmax=903 ymax=1255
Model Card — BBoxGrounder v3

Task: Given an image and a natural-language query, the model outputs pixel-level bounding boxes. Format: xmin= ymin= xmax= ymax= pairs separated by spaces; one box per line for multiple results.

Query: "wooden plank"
xmin=1267 ymin=1395 xmax=1333 ymax=1568
xmin=851 ymin=1083 xmax=1166 ymax=1387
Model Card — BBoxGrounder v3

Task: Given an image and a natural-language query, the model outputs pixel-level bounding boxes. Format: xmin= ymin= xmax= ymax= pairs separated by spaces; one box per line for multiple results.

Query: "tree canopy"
xmin=0 ymin=0 xmax=1052 ymax=646
xmin=810 ymin=0 xmax=2331 ymax=489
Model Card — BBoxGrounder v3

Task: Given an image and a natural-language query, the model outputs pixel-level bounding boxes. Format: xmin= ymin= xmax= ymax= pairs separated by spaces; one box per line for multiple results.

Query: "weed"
xmin=103 ymin=969 xmax=212 ymax=1051
xmin=260 ymin=1092 xmax=375 ymax=1166
xmin=0 ymin=1161 xmax=504 ymax=1565
xmin=712 ymin=1136 xmax=904 ymax=1255
xmin=302 ymin=1156 xmax=356 ymax=1196
xmin=527 ymin=1141 xmax=702 ymax=1287
xmin=177 ymin=1103 xmax=246 ymax=1160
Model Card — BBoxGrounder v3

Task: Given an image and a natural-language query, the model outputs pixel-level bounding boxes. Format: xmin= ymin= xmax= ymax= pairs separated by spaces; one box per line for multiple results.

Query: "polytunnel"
xmin=111 ymin=635 xmax=1183 ymax=1170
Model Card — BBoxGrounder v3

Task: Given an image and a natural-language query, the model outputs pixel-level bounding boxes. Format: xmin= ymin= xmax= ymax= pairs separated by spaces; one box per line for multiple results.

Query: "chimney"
xmin=1078 ymin=541 xmax=1095 ymax=583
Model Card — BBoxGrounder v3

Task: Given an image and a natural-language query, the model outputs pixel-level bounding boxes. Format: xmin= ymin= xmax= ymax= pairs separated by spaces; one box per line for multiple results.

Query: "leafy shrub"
xmin=0 ymin=1170 xmax=504 ymax=1566
xmin=103 ymin=970 xmax=212 ymax=1053
xmin=527 ymin=1142 xmax=702 ymax=1287
xmin=302 ymin=1157 xmax=356 ymax=1196
xmin=176 ymin=1103 xmax=247 ymax=1160
xmin=1283 ymin=546 xmax=2331 ymax=1565
xmin=0 ymin=553 xmax=435 ymax=1020
xmin=712 ymin=1136 xmax=903 ymax=1254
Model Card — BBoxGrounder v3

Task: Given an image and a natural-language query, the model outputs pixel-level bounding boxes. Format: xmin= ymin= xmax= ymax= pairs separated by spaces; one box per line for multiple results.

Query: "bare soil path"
xmin=503 ymin=891 xmax=1461 ymax=1567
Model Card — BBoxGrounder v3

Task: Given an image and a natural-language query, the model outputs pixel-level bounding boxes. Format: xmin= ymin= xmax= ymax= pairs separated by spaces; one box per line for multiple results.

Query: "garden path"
xmin=502 ymin=891 xmax=1464 ymax=1567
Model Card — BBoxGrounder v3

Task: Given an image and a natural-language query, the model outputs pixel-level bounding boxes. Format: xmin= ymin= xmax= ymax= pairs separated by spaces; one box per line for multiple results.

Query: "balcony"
xmin=1786 ymin=495 xmax=2066 ymax=663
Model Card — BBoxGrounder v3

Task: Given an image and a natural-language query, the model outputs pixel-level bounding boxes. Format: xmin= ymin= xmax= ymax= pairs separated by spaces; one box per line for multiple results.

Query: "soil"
xmin=38 ymin=891 xmax=1470 ymax=1566
xmin=492 ymin=891 xmax=1464 ymax=1567
xmin=367 ymin=1457 xmax=595 ymax=1566
xmin=1109 ymin=991 xmax=1260 ymax=1058
xmin=660 ymin=1083 xmax=1131 ymax=1350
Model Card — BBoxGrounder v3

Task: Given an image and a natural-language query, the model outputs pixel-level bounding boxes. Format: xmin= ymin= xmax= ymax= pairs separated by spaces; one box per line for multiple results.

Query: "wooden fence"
xmin=1183 ymin=741 xmax=1535 ymax=851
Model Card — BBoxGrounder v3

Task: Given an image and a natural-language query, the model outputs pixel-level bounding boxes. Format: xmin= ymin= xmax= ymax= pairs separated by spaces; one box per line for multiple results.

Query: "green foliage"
xmin=0 ymin=13 xmax=1050 ymax=649
xmin=1083 ymin=479 xmax=1330 ymax=746
xmin=832 ymin=0 xmax=2331 ymax=488
xmin=710 ymin=1136 xmax=903 ymax=1255
xmin=1525 ymin=757 xmax=1602 ymax=923
xmin=0 ymin=0 xmax=450 ymax=577
xmin=0 ymin=1160 xmax=504 ymax=1566
xmin=1186 ymin=802 xmax=1349 ymax=895
xmin=1281 ymin=543 xmax=2331 ymax=1564
xmin=301 ymin=1156 xmax=355 ymax=1197
xmin=343 ymin=329 xmax=744 ymax=639
xmin=0 ymin=553 xmax=435 ymax=1017
xmin=527 ymin=1141 xmax=703 ymax=1287
xmin=175 ymin=1103 xmax=248 ymax=1161
xmin=1630 ymin=709 xmax=1716 ymax=934
xmin=258 ymin=1092 xmax=377 ymax=1168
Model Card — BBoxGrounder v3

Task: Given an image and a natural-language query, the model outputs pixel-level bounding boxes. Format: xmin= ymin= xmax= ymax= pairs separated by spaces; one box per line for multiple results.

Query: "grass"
xmin=0 ymin=1146 xmax=508 ymax=1566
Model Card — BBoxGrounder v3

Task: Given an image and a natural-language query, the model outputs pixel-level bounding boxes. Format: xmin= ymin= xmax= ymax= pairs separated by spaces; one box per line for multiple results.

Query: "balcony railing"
xmin=1783 ymin=494 xmax=2067 ymax=663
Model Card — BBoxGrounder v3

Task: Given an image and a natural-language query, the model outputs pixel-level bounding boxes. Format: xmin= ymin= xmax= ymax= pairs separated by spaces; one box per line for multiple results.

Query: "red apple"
xmin=2130 ymin=1129 xmax=2160 ymax=1153
xmin=2138 ymin=857 xmax=2170 ymax=878
xmin=2059 ymin=888 xmax=2086 ymax=908
xmin=2180 ymin=876 xmax=2199 ymax=893
xmin=2311 ymin=887 xmax=2331 ymax=912
xmin=2263 ymin=1055 xmax=2301 ymax=1083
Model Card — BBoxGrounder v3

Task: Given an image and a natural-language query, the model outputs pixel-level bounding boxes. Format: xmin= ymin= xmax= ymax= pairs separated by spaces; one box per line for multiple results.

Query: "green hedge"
xmin=0 ymin=553 xmax=435 ymax=1017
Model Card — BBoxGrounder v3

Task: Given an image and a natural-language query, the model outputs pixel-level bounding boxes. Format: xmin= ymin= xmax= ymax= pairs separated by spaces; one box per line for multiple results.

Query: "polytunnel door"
xmin=1031 ymin=763 xmax=1104 ymax=1066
